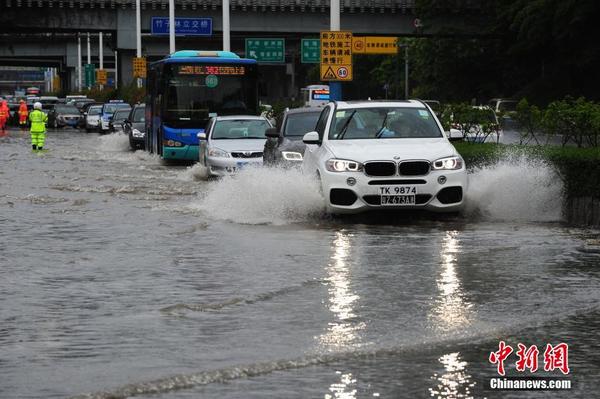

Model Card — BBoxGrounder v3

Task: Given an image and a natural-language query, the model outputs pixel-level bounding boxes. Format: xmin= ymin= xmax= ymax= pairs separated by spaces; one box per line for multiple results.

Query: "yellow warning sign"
xmin=96 ymin=69 xmax=107 ymax=85
xmin=133 ymin=57 xmax=147 ymax=78
xmin=320 ymin=30 xmax=353 ymax=81
xmin=352 ymin=36 xmax=398 ymax=54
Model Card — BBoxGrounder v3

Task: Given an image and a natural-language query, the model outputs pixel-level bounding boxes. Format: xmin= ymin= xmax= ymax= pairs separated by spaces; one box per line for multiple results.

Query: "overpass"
xmin=0 ymin=0 xmax=488 ymax=98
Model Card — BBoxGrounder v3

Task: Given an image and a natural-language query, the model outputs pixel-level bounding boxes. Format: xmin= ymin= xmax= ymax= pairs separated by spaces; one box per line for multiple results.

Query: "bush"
xmin=453 ymin=142 xmax=600 ymax=198
xmin=440 ymin=103 xmax=501 ymax=144
xmin=513 ymin=98 xmax=543 ymax=145
xmin=542 ymin=97 xmax=600 ymax=148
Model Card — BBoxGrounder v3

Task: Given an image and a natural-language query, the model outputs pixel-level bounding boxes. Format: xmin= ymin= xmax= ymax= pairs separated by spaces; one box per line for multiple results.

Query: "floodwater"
xmin=1 ymin=128 xmax=599 ymax=399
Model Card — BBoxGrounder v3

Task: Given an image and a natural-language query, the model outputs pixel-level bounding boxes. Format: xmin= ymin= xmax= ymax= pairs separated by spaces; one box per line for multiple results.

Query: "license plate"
xmin=379 ymin=186 xmax=417 ymax=206
xmin=381 ymin=195 xmax=415 ymax=205
xmin=236 ymin=162 xmax=248 ymax=169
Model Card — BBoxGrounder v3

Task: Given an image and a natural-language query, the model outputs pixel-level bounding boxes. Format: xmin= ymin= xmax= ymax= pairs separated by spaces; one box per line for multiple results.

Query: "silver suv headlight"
xmin=208 ymin=147 xmax=230 ymax=158
xmin=281 ymin=151 xmax=303 ymax=161
xmin=325 ymin=158 xmax=363 ymax=172
xmin=432 ymin=156 xmax=463 ymax=170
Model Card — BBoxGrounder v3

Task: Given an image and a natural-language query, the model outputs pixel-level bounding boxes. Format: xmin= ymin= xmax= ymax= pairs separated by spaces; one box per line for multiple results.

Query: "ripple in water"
xmin=98 ymin=133 xmax=130 ymax=152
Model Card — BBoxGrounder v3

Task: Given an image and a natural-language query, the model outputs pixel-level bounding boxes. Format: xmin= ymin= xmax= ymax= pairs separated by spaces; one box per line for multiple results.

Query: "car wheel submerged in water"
xmin=302 ymin=100 xmax=468 ymax=214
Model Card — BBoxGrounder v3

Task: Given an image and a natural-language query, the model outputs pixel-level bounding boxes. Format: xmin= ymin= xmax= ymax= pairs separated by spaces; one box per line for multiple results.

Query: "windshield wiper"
xmin=375 ymin=112 xmax=390 ymax=138
xmin=336 ymin=110 xmax=357 ymax=140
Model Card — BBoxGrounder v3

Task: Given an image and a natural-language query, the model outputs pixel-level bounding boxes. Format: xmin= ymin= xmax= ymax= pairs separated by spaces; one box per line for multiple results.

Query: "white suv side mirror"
xmin=197 ymin=132 xmax=207 ymax=140
xmin=302 ymin=131 xmax=321 ymax=145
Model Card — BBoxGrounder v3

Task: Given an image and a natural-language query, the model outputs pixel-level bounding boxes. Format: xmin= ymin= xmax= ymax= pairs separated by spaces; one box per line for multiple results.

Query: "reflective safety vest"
xmin=0 ymin=108 xmax=7 ymax=119
xmin=29 ymin=110 xmax=48 ymax=133
xmin=19 ymin=104 xmax=28 ymax=117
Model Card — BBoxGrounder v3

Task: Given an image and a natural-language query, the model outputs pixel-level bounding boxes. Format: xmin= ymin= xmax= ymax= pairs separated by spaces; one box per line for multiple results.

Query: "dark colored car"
xmin=263 ymin=107 xmax=322 ymax=166
xmin=123 ymin=104 xmax=146 ymax=150
xmin=109 ymin=109 xmax=131 ymax=133
xmin=47 ymin=104 xmax=82 ymax=128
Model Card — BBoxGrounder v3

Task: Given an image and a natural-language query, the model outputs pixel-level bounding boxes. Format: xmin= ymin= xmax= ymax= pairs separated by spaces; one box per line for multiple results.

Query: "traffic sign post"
xmin=319 ymin=31 xmax=353 ymax=81
xmin=245 ymin=39 xmax=285 ymax=63
xmin=133 ymin=57 xmax=147 ymax=78
xmin=301 ymin=39 xmax=320 ymax=63
xmin=84 ymin=63 xmax=95 ymax=88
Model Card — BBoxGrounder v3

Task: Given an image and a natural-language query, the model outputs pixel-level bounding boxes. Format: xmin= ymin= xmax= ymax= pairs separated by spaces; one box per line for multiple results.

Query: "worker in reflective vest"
xmin=18 ymin=100 xmax=29 ymax=129
xmin=0 ymin=100 xmax=8 ymax=133
xmin=29 ymin=102 xmax=48 ymax=151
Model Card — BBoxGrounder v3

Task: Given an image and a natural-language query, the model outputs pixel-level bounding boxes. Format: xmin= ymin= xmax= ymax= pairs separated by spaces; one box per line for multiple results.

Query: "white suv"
xmin=302 ymin=100 xmax=467 ymax=214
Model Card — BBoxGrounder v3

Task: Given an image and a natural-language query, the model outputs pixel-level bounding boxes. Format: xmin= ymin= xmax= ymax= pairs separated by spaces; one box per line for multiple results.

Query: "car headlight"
xmin=208 ymin=147 xmax=230 ymax=158
xmin=281 ymin=151 xmax=303 ymax=161
xmin=132 ymin=128 xmax=145 ymax=138
xmin=432 ymin=156 xmax=463 ymax=170
xmin=325 ymin=158 xmax=363 ymax=172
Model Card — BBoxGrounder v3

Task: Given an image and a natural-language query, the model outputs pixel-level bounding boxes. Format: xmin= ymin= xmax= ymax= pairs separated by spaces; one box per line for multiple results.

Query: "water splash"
xmin=193 ymin=167 xmax=325 ymax=225
xmin=176 ymin=163 xmax=209 ymax=182
xmin=98 ymin=133 xmax=130 ymax=152
xmin=466 ymin=156 xmax=563 ymax=222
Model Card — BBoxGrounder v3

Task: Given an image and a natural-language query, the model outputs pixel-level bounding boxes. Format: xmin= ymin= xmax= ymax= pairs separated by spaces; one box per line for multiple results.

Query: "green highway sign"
xmin=84 ymin=63 xmax=95 ymax=87
xmin=245 ymin=38 xmax=285 ymax=63
xmin=301 ymin=39 xmax=320 ymax=63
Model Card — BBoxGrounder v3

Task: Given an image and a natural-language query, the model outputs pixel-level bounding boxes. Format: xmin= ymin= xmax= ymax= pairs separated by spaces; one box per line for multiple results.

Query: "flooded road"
xmin=1 ymin=128 xmax=599 ymax=399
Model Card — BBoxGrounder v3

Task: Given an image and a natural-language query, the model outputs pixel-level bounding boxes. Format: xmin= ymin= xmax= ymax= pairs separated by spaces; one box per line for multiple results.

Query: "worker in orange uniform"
xmin=0 ymin=100 xmax=8 ymax=133
xmin=18 ymin=100 xmax=29 ymax=129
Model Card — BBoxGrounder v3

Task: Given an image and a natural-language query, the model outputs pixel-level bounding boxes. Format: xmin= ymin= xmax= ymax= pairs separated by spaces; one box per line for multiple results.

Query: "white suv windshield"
xmin=329 ymin=107 xmax=443 ymax=140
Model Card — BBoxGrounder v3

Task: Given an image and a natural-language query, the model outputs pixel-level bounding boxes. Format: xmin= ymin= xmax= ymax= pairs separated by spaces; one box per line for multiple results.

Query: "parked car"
xmin=84 ymin=105 xmax=102 ymax=132
xmin=198 ymin=115 xmax=273 ymax=177
xmin=263 ymin=107 xmax=322 ymax=167
xmin=124 ymin=103 xmax=146 ymax=150
xmin=488 ymin=98 xmax=518 ymax=116
xmin=301 ymin=100 xmax=467 ymax=214
xmin=109 ymin=109 xmax=131 ymax=133
xmin=47 ymin=104 xmax=82 ymax=128
xmin=39 ymin=96 xmax=59 ymax=114
xmin=99 ymin=101 xmax=131 ymax=134
xmin=453 ymin=106 xmax=502 ymax=143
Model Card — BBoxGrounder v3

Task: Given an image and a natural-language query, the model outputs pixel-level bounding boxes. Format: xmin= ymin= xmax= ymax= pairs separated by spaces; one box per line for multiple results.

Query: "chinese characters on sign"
xmin=352 ymin=36 xmax=398 ymax=54
xmin=132 ymin=57 xmax=147 ymax=79
xmin=151 ymin=17 xmax=212 ymax=36
xmin=301 ymin=39 xmax=320 ymax=63
xmin=96 ymin=69 xmax=107 ymax=85
xmin=177 ymin=65 xmax=246 ymax=76
xmin=245 ymin=39 xmax=285 ymax=63
xmin=489 ymin=341 xmax=570 ymax=376
xmin=320 ymin=31 xmax=353 ymax=81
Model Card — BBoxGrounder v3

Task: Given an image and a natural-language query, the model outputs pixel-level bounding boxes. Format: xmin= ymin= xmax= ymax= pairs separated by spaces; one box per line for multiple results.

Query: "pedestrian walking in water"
xmin=18 ymin=100 xmax=29 ymax=130
xmin=0 ymin=100 xmax=9 ymax=133
xmin=29 ymin=102 xmax=48 ymax=151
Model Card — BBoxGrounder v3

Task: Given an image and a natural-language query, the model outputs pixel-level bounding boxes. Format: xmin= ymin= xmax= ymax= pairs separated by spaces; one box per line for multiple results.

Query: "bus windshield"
xmin=163 ymin=63 xmax=257 ymax=127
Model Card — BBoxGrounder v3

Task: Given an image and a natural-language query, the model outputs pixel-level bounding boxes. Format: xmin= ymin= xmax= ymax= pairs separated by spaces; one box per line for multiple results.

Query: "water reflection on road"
xmin=0 ymin=129 xmax=599 ymax=399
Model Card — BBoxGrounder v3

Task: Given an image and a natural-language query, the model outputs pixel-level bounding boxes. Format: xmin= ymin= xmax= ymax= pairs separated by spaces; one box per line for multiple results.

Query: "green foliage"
xmin=514 ymin=98 xmax=543 ymax=144
xmin=441 ymin=103 xmax=501 ymax=144
xmin=542 ymin=97 xmax=600 ymax=147
xmin=453 ymin=142 xmax=600 ymax=197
